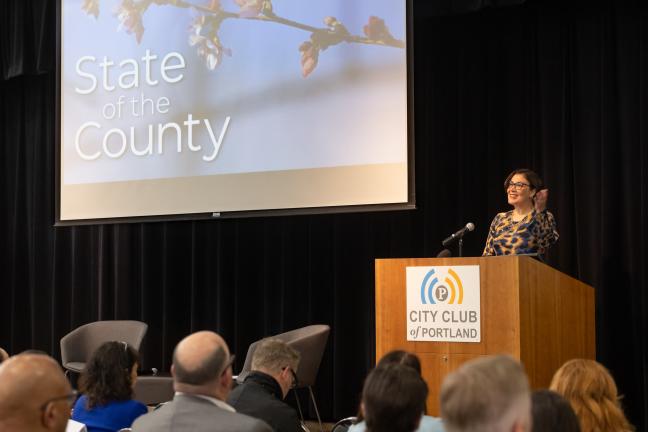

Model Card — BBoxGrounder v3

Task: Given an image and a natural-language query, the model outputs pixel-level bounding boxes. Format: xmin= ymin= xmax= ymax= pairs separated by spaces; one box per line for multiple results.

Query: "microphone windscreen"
xmin=466 ymin=222 xmax=475 ymax=231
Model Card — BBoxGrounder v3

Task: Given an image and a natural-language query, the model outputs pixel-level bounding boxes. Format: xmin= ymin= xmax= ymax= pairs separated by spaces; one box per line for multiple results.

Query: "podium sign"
xmin=406 ymin=265 xmax=481 ymax=342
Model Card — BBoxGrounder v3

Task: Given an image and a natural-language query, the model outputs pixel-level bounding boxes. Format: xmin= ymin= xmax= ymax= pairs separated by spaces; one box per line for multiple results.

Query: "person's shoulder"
xmin=226 ymin=380 xmax=248 ymax=402
xmin=491 ymin=211 xmax=510 ymax=222
xmin=224 ymin=410 xmax=273 ymax=432
xmin=348 ymin=420 xmax=366 ymax=432
xmin=131 ymin=401 xmax=173 ymax=431
xmin=122 ymin=398 xmax=148 ymax=415
xmin=419 ymin=415 xmax=445 ymax=432
xmin=72 ymin=394 xmax=88 ymax=411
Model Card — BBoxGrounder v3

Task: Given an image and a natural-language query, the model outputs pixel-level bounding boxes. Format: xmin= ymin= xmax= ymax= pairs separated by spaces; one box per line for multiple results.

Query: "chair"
xmin=236 ymin=325 xmax=331 ymax=432
xmin=133 ymin=375 xmax=174 ymax=405
xmin=60 ymin=320 xmax=148 ymax=374
xmin=331 ymin=417 xmax=358 ymax=432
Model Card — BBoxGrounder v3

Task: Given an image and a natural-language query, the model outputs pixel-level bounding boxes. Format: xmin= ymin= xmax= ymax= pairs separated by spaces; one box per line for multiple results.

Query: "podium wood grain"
xmin=375 ymin=256 xmax=595 ymax=416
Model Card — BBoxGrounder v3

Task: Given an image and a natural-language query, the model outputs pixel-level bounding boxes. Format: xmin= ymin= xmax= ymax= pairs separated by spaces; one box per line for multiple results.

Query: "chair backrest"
xmin=60 ymin=320 xmax=148 ymax=369
xmin=236 ymin=324 xmax=330 ymax=387
xmin=133 ymin=376 xmax=174 ymax=406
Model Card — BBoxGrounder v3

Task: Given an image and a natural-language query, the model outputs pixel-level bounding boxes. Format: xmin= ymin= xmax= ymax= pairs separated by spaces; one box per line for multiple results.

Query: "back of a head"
xmin=440 ymin=355 xmax=531 ymax=432
xmin=550 ymin=359 xmax=634 ymax=432
xmin=531 ymin=390 xmax=580 ymax=432
xmin=362 ymin=363 xmax=428 ymax=432
xmin=79 ymin=341 xmax=140 ymax=408
xmin=0 ymin=354 xmax=71 ymax=432
xmin=172 ymin=331 xmax=229 ymax=388
xmin=251 ymin=338 xmax=300 ymax=374
xmin=376 ymin=350 xmax=422 ymax=375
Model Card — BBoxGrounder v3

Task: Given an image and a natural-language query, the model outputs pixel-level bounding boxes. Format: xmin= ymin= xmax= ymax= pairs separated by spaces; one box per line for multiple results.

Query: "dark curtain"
xmin=1 ymin=0 xmax=647 ymax=428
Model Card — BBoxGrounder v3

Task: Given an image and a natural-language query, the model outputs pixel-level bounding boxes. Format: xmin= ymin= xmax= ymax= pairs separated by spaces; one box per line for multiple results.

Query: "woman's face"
xmin=506 ymin=173 xmax=535 ymax=208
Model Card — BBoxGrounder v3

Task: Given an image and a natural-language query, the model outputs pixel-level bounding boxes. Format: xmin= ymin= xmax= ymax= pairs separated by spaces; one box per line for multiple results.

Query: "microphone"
xmin=442 ymin=222 xmax=475 ymax=247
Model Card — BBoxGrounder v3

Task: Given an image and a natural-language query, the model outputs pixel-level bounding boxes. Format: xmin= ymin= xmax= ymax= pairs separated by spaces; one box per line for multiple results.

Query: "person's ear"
xmin=220 ymin=365 xmax=233 ymax=389
xmin=41 ymin=402 xmax=68 ymax=431
xmin=170 ymin=364 xmax=176 ymax=378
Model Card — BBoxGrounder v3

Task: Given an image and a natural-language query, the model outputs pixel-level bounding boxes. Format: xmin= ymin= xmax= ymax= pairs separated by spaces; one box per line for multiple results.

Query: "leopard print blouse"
xmin=482 ymin=210 xmax=559 ymax=256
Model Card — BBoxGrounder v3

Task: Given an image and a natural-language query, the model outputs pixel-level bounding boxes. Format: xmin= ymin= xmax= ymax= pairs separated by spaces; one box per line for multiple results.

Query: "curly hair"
xmin=550 ymin=359 xmax=634 ymax=432
xmin=79 ymin=341 xmax=139 ymax=408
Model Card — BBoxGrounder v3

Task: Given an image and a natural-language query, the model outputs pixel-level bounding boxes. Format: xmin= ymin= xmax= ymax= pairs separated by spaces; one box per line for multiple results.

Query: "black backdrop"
xmin=1 ymin=0 xmax=647 ymax=429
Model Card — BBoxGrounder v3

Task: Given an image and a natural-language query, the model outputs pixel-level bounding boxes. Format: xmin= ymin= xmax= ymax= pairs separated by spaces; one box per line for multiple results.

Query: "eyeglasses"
xmin=221 ymin=354 xmax=236 ymax=376
xmin=287 ymin=367 xmax=298 ymax=389
xmin=40 ymin=390 xmax=78 ymax=411
xmin=506 ymin=181 xmax=530 ymax=190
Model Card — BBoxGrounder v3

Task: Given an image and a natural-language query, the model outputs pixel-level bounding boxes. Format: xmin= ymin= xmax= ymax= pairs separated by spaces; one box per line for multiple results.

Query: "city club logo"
xmin=420 ymin=268 xmax=464 ymax=305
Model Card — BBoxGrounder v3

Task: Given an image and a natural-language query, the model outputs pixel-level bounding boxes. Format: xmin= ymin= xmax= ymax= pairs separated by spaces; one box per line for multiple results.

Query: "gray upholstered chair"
xmin=236 ymin=325 xmax=331 ymax=432
xmin=60 ymin=320 xmax=148 ymax=374
xmin=133 ymin=375 xmax=174 ymax=406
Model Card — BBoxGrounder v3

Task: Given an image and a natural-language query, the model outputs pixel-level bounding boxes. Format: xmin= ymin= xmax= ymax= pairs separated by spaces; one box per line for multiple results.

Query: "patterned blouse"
xmin=482 ymin=210 xmax=559 ymax=256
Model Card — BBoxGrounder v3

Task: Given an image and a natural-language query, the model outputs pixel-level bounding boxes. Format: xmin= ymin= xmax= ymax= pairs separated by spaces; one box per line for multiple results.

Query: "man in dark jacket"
xmin=228 ymin=339 xmax=302 ymax=432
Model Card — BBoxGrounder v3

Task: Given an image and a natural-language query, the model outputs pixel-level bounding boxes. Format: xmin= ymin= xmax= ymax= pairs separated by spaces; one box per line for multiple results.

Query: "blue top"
xmin=348 ymin=416 xmax=444 ymax=432
xmin=72 ymin=395 xmax=147 ymax=432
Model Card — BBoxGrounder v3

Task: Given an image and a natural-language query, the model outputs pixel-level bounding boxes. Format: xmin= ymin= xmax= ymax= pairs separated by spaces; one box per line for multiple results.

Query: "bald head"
xmin=441 ymin=355 xmax=531 ymax=432
xmin=172 ymin=331 xmax=232 ymax=399
xmin=0 ymin=347 xmax=8 ymax=363
xmin=0 ymin=354 xmax=71 ymax=432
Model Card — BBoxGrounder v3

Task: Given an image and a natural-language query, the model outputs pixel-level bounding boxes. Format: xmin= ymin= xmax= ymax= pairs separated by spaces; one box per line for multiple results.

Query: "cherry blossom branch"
xmin=81 ymin=0 xmax=405 ymax=77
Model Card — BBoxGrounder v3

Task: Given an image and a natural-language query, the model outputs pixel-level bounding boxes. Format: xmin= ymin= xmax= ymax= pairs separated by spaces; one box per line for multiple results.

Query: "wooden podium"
xmin=375 ymin=256 xmax=595 ymax=416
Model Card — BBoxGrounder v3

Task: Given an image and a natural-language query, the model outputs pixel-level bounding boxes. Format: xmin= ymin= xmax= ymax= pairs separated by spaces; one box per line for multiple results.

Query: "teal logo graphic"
xmin=420 ymin=268 xmax=464 ymax=305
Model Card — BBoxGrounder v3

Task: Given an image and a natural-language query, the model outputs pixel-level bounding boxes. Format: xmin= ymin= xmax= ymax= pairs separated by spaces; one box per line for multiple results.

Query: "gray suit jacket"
xmin=132 ymin=394 xmax=273 ymax=432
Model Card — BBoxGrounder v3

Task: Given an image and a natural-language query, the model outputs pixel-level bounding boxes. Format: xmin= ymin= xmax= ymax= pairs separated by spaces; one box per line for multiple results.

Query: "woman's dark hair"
xmin=376 ymin=350 xmax=422 ymax=374
xmin=357 ymin=351 xmax=424 ymax=421
xmin=503 ymin=168 xmax=545 ymax=193
xmin=532 ymin=390 xmax=581 ymax=432
xmin=79 ymin=341 xmax=139 ymax=408
xmin=363 ymin=364 xmax=428 ymax=432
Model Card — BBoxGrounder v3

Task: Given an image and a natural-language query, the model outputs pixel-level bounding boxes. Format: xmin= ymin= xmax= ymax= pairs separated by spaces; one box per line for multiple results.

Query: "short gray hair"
xmin=440 ymin=355 xmax=531 ymax=432
xmin=251 ymin=339 xmax=300 ymax=374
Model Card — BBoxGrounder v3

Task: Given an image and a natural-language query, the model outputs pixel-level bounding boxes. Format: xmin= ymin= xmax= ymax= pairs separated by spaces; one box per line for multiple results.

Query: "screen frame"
xmin=55 ymin=0 xmax=416 ymax=226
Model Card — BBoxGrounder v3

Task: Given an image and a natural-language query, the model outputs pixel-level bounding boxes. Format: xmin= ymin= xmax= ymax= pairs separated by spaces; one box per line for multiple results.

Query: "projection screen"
xmin=57 ymin=0 xmax=413 ymax=223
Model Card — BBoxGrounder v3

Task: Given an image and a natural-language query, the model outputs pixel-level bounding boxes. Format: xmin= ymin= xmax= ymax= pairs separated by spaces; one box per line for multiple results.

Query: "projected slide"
xmin=59 ymin=0 xmax=409 ymax=221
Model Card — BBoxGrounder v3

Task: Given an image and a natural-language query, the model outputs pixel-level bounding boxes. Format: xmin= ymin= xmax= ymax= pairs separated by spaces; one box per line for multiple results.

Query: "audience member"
xmin=531 ymin=389 xmax=580 ymax=432
xmin=0 ymin=346 xmax=8 ymax=363
xmin=72 ymin=341 xmax=147 ymax=432
xmin=440 ymin=355 xmax=531 ymax=432
xmin=132 ymin=330 xmax=272 ymax=432
xmin=228 ymin=338 xmax=302 ymax=432
xmin=361 ymin=363 xmax=428 ymax=432
xmin=349 ymin=350 xmax=444 ymax=432
xmin=0 ymin=353 xmax=74 ymax=432
xmin=550 ymin=358 xmax=634 ymax=432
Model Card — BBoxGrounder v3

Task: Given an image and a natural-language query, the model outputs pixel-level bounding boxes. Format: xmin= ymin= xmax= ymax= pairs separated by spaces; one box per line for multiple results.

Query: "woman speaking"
xmin=482 ymin=169 xmax=559 ymax=257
